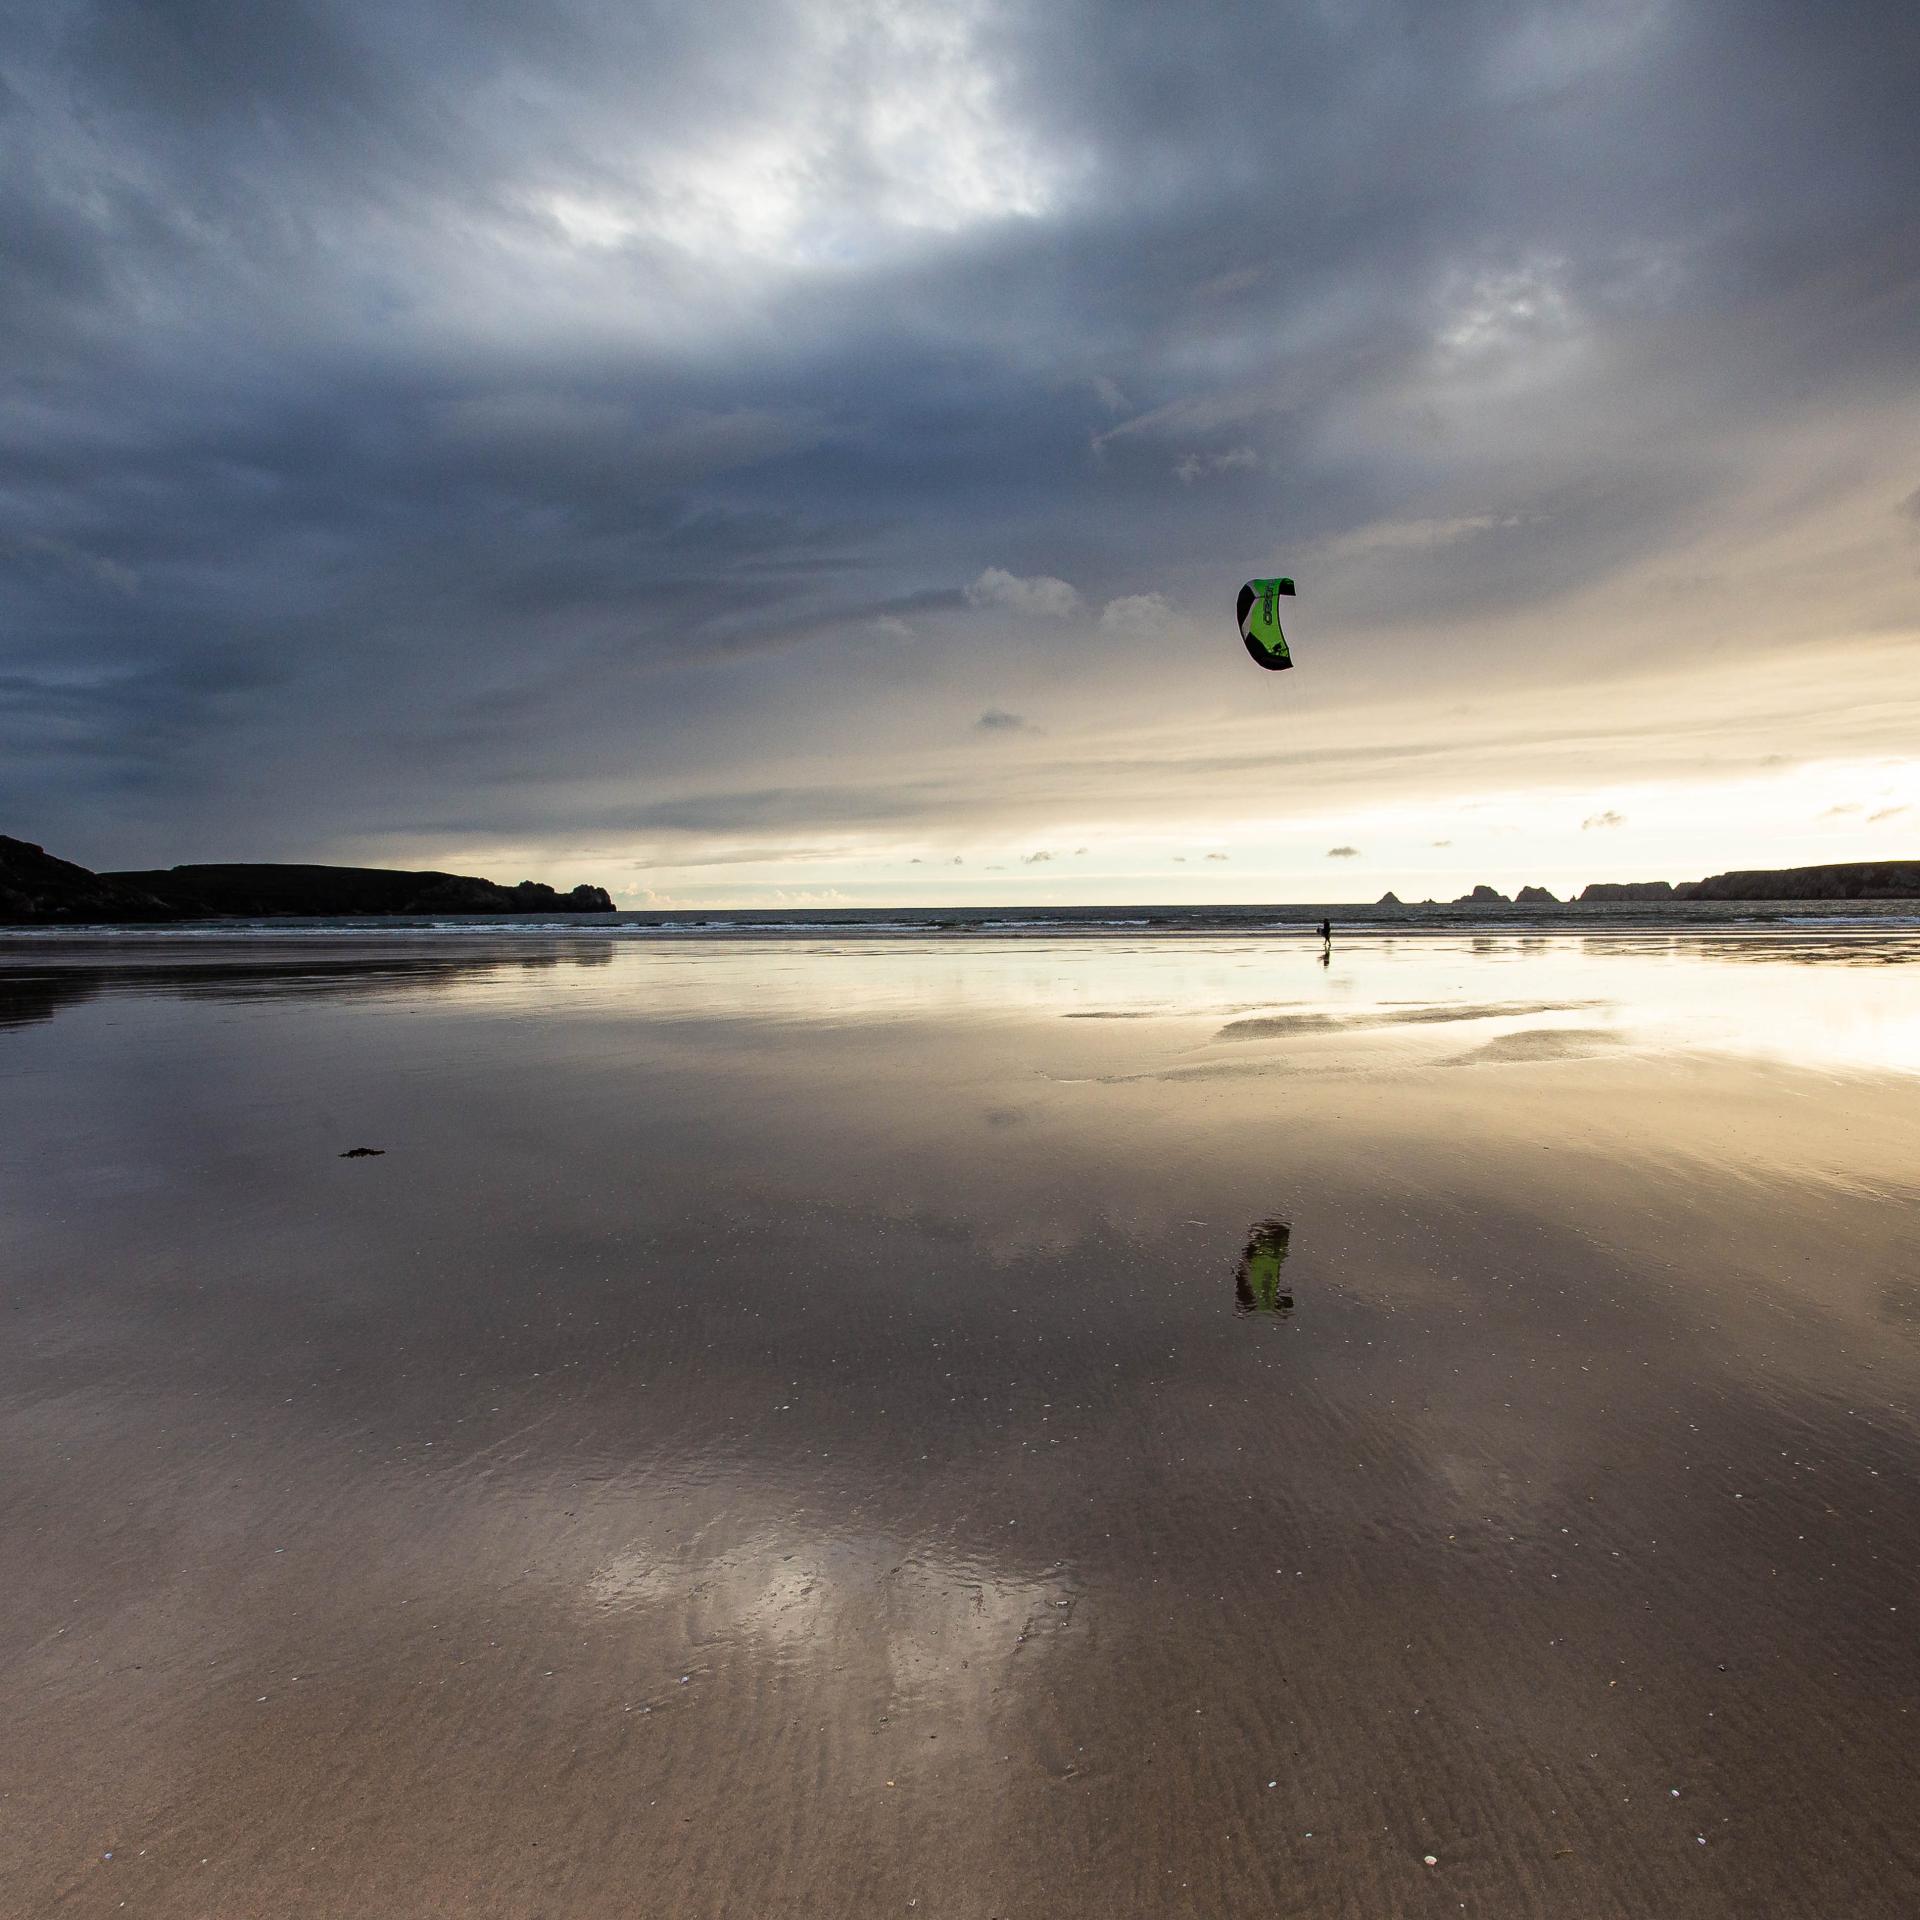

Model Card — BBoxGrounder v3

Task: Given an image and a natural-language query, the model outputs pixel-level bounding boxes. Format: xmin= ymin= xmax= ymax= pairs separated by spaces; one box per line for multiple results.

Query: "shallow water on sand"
xmin=4 ymin=933 xmax=1918 ymax=1918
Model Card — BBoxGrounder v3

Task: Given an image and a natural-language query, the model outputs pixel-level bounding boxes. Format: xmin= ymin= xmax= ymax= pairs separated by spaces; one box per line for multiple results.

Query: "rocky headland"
xmin=1 ymin=835 xmax=614 ymax=925
xmin=0 ymin=837 xmax=184 ymax=925
xmin=1579 ymin=861 xmax=1920 ymax=903
xmin=1380 ymin=863 xmax=1918 ymax=911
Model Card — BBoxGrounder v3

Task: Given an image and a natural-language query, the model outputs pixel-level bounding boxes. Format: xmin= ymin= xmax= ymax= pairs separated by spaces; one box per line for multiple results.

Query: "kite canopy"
xmin=1237 ymin=576 xmax=1295 ymax=671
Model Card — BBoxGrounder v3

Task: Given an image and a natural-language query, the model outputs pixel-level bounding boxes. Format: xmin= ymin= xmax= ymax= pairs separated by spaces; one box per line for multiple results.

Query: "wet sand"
xmin=3 ymin=932 xmax=1918 ymax=1918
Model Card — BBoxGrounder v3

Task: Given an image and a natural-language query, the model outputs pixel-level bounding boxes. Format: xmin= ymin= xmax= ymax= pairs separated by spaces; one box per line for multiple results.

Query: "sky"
xmin=2 ymin=0 xmax=1917 ymax=906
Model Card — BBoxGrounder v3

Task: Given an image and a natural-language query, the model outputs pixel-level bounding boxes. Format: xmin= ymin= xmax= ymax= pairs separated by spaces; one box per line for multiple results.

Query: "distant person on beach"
xmin=1319 ymin=918 xmax=1331 ymax=944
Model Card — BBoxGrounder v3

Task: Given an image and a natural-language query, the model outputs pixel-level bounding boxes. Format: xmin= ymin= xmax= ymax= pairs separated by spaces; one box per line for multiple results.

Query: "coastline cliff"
xmin=1 ymin=836 xmax=613 ymax=924
xmin=1580 ymin=861 xmax=1920 ymax=904
xmin=106 ymin=863 xmax=614 ymax=919
xmin=1 ymin=837 xmax=185 ymax=924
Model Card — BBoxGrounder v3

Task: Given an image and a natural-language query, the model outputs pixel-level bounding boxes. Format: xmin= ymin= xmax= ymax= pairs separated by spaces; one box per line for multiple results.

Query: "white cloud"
xmin=1097 ymin=592 xmax=1172 ymax=638
xmin=530 ymin=0 xmax=1070 ymax=272
xmin=1435 ymin=258 xmax=1576 ymax=360
xmin=1327 ymin=513 xmax=1523 ymax=558
xmin=966 ymin=568 xmax=1082 ymax=618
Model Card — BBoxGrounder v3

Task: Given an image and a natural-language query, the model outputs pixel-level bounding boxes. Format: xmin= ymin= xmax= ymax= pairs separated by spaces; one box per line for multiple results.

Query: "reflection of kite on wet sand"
xmin=1235 ymin=1217 xmax=1293 ymax=1314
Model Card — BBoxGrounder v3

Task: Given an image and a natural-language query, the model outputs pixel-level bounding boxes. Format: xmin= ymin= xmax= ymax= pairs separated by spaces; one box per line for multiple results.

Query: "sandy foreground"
xmin=2 ymin=931 xmax=1917 ymax=1919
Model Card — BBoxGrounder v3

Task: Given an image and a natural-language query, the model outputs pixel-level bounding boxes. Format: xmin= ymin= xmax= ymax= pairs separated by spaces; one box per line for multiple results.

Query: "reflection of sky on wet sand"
xmin=10 ymin=926 xmax=1920 ymax=1069
xmin=3 ymin=932 xmax=1919 ymax=1917
xmin=588 ymin=1526 xmax=1081 ymax=1735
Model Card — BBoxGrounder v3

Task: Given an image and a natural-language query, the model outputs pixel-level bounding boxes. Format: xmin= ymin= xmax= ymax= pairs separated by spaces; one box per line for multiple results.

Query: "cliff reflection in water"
xmin=0 ymin=939 xmax=617 ymax=1031
xmin=1234 ymin=1217 xmax=1294 ymax=1315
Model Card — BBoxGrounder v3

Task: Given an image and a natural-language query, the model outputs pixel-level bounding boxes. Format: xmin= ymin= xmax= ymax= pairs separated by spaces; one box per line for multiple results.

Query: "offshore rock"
xmin=1579 ymin=880 xmax=1676 ymax=902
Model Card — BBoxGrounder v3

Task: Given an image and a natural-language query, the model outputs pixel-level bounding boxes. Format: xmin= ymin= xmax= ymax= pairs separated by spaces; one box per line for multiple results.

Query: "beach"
xmin=3 ymin=929 xmax=1917 ymax=1918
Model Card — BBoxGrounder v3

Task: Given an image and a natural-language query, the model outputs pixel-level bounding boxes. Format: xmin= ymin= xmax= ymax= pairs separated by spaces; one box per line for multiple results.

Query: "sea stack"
xmin=1578 ymin=880 xmax=1675 ymax=902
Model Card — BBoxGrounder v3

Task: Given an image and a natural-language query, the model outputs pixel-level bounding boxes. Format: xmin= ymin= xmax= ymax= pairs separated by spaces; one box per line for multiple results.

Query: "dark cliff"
xmin=2 ymin=836 xmax=614 ymax=923
xmin=0 ymin=836 xmax=186 ymax=924
xmin=1581 ymin=863 xmax=1920 ymax=903
xmin=1680 ymin=861 xmax=1920 ymax=901
xmin=1578 ymin=880 xmax=1676 ymax=902
xmin=104 ymin=863 xmax=615 ymax=918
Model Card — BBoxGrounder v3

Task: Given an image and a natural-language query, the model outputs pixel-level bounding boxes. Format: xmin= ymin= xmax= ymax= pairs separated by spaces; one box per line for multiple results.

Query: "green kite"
xmin=1237 ymin=576 xmax=1295 ymax=671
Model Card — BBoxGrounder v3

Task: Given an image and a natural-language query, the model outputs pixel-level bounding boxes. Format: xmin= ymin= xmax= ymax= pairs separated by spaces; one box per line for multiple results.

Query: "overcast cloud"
xmin=2 ymin=0 xmax=1916 ymax=901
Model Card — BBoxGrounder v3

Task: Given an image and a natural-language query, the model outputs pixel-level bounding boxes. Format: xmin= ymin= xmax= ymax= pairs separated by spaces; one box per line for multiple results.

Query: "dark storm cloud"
xmin=3 ymin=0 xmax=1917 ymax=870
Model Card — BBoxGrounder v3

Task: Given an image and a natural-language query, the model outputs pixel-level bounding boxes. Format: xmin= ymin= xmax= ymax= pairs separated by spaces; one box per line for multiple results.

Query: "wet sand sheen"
xmin=2 ymin=933 xmax=1918 ymax=1918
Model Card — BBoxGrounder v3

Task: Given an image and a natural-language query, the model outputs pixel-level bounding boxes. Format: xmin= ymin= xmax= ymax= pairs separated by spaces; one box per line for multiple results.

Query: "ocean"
xmin=4 ymin=896 xmax=1919 ymax=940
